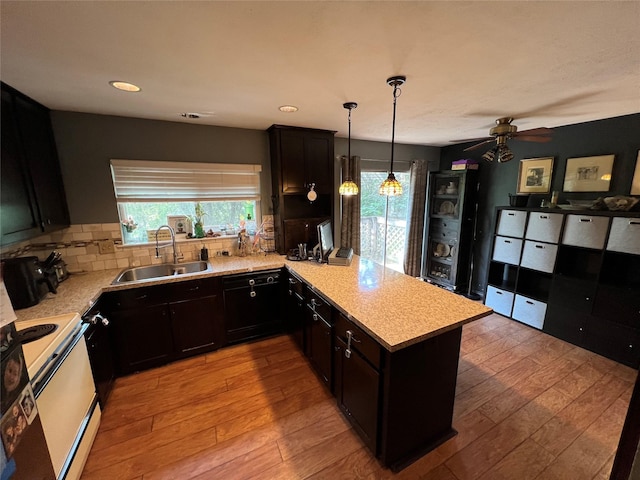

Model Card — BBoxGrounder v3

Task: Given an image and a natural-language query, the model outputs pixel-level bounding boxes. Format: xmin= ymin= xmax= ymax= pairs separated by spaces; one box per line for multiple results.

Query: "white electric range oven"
xmin=16 ymin=312 xmax=101 ymax=480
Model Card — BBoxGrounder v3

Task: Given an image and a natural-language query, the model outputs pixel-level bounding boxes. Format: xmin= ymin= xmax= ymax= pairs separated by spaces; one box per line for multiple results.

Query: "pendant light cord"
xmin=389 ymin=83 xmax=402 ymax=173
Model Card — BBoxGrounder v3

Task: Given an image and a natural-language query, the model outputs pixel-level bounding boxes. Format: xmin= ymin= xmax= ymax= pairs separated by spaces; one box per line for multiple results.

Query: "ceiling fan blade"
xmin=463 ymin=138 xmax=495 ymax=151
xmin=515 ymin=127 xmax=552 ymax=136
xmin=512 ymin=135 xmax=552 ymax=143
xmin=449 ymin=136 xmax=491 ymax=143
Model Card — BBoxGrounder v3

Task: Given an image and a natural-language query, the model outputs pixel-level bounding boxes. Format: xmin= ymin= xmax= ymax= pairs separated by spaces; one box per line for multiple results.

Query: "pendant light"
xmin=339 ymin=102 xmax=359 ymax=196
xmin=379 ymin=76 xmax=406 ymax=196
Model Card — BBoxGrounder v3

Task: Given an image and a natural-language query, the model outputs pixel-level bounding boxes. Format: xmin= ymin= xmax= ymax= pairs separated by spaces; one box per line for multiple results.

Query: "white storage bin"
xmin=496 ymin=210 xmax=527 ymax=238
xmin=512 ymin=295 xmax=547 ymax=330
xmin=562 ymin=215 xmax=610 ymax=250
xmin=525 ymin=212 xmax=563 ymax=244
xmin=520 ymin=240 xmax=558 ymax=273
xmin=485 ymin=286 xmax=515 ymax=317
xmin=607 ymin=217 xmax=640 ymax=255
xmin=492 ymin=236 xmax=523 ymax=265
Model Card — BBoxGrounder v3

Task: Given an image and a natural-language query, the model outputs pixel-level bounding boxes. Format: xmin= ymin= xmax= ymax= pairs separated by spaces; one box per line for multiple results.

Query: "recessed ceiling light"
xmin=279 ymin=105 xmax=298 ymax=113
xmin=109 ymin=81 xmax=141 ymax=92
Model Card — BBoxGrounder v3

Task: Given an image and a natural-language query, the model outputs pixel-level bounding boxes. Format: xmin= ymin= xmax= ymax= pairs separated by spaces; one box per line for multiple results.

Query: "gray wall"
xmin=50 ymin=112 xmax=272 ymax=224
xmin=51 ymin=111 xmax=440 ymax=228
xmin=440 ymin=113 xmax=640 ymax=297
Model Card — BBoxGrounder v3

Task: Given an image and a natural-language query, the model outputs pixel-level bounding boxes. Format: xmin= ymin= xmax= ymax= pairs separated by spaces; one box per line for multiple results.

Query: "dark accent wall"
xmin=441 ymin=113 xmax=640 ymax=297
xmin=50 ymin=112 xmax=272 ymax=224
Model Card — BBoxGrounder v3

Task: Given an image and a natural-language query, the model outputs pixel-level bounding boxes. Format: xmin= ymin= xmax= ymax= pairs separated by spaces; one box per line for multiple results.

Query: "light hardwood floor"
xmin=80 ymin=313 xmax=636 ymax=479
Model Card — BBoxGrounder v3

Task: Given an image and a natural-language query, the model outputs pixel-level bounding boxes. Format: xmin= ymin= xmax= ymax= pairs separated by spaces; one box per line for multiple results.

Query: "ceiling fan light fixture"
xmin=379 ymin=75 xmax=406 ymax=197
xmin=482 ymin=147 xmax=497 ymax=162
xmin=497 ymin=144 xmax=514 ymax=163
xmin=339 ymin=102 xmax=359 ymax=196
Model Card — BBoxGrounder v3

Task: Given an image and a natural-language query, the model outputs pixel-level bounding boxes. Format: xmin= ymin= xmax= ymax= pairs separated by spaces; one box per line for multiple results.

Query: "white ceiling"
xmin=1 ymin=1 xmax=639 ymax=147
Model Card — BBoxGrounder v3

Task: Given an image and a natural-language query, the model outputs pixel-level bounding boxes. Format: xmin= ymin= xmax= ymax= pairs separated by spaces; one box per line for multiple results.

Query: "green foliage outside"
xmin=360 ymin=171 xmax=411 ymax=220
xmin=120 ymin=200 xmax=257 ymax=244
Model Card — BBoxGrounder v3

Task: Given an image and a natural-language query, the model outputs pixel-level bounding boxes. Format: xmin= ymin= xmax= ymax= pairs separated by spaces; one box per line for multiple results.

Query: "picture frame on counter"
xmin=563 ymin=154 xmax=614 ymax=192
xmin=631 ymin=151 xmax=640 ymax=195
xmin=167 ymin=215 xmax=191 ymax=235
xmin=517 ymin=157 xmax=554 ymax=194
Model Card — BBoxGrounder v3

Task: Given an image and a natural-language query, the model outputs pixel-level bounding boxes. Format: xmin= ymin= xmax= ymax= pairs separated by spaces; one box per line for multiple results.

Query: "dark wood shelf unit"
xmin=485 ymin=207 xmax=640 ymax=368
xmin=421 ymin=169 xmax=478 ymax=291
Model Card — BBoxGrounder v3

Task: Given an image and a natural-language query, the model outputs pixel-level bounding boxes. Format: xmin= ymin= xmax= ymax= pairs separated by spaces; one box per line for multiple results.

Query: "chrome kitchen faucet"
xmin=154 ymin=225 xmax=182 ymax=264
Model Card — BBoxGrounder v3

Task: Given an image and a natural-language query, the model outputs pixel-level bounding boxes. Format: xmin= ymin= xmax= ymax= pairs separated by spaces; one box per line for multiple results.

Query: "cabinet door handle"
xmin=249 ymin=279 xmax=256 ymax=286
xmin=535 ymin=245 xmax=545 ymax=249
xmin=135 ymin=294 xmax=148 ymax=300
xmin=504 ymin=240 xmax=512 ymax=244
xmin=630 ymin=221 xmax=640 ymax=225
xmin=312 ymin=313 xmax=319 ymax=322
xmin=539 ymin=215 xmax=548 ymax=219
xmin=250 ymin=290 xmax=257 ymax=298
xmin=526 ymin=300 xmax=534 ymax=305
xmin=289 ymin=278 xmax=296 ymax=285
xmin=507 ymin=213 xmax=515 ymax=216
xmin=496 ymin=291 xmax=503 ymax=295
xmin=579 ymin=218 xmax=592 ymax=223
xmin=189 ymin=286 xmax=199 ymax=291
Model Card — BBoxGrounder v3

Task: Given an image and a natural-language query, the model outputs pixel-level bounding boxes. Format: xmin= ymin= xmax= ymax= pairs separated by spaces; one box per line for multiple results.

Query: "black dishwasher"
xmin=222 ymin=269 xmax=283 ymax=343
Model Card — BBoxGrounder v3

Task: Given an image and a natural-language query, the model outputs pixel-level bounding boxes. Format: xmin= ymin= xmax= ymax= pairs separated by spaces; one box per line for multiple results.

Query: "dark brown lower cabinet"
xmin=170 ymin=295 xmax=224 ymax=358
xmin=110 ymin=304 xmax=174 ymax=375
xmin=334 ymin=336 xmax=380 ymax=452
xmin=106 ymin=277 xmax=225 ymax=375
xmin=333 ymin=312 xmax=462 ymax=471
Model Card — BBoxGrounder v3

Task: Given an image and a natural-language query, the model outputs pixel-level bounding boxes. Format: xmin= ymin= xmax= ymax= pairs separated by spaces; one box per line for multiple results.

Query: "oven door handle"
xmin=31 ymin=323 xmax=89 ymax=398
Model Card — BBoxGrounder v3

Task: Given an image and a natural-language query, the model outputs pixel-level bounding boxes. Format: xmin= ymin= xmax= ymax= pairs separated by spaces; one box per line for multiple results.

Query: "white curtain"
xmin=340 ymin=155 xmax=361 ymax=254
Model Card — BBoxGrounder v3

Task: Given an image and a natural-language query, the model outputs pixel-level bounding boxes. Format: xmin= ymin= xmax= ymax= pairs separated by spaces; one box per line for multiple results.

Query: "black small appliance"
xmin=2 ymin=256 xmax=57 ymax=309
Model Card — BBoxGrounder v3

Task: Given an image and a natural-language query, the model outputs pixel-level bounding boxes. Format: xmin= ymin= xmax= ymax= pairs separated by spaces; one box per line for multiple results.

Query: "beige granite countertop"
xmin=14 ymin=254 xmax=491 ymax=352
xmin=285 ymin=256 xmax=492 ymax=351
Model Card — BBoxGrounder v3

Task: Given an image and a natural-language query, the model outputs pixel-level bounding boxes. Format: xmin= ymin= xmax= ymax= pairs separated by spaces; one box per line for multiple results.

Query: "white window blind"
xmin=110 ymin=159 xmax=262 ymax=202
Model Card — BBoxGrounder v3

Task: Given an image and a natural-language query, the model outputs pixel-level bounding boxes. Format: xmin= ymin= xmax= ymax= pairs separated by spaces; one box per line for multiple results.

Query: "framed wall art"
xmin=167 ymin=215 xmax=191 ymax=235
xmin=563 ymin=154 xmax=615 ymax=192
xmin=631 ymin=151 xmax=640 ymax=195
xmin=517 ymin=157 xmax=554 ymax=194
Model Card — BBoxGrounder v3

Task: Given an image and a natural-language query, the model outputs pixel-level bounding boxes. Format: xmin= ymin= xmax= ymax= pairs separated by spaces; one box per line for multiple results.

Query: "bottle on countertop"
xmin=200 ymin=246 xmax=208 ymax=261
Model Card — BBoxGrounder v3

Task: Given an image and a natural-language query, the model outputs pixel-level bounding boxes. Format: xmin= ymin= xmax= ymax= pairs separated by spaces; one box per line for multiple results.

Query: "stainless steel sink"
xmin=112 ymin=261 xmax=212 ymax=284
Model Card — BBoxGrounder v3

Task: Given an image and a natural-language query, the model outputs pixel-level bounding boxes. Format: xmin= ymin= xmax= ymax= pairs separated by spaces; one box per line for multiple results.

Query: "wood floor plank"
xmin=530 ymin=374 xmax=630 ymax=457
xmin=476 ymin=438 xmax=555 ymax=480
xmin=306 ymin=446 xmax=393 ymax=480
xmin=190 ymin=443 xmax=284 ymax=480
xmin=252 ymin=429 xmax=365 ymax=480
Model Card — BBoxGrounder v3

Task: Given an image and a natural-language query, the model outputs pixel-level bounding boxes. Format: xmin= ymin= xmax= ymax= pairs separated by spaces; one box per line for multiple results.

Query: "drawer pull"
xmin=189 ymin=286 xmax=200 ymax=291
xmin=250 ymin=290 xmax=256 ymax=298
xmin=526 ymin=300 xmax=534 ymax=305
xmin=249 ymin=279 xmax=255 ymax=286
xmin=136 ymin=294 xmax=148 ymax=300
xmin=539 ymin=215 xmax=548 ymax=219
xmin=504 ymin=240 xmax=512 ymax=244
xmin=630 ymin=221 xmax=640 ymax=225
xmin=535 ymin=245 xmax=545 ymax=249
xmin=496 ymin=291 xmax=503 ymax=295
xmin=312 ymin=313 xmax=319 ymax=322
xmin=289 ymin=278 xmax=296 ymax=285
xmin=579 ymin=218 xmax=592 ymax=223
xmin=507 ymin=213 xmax=515 ymax=216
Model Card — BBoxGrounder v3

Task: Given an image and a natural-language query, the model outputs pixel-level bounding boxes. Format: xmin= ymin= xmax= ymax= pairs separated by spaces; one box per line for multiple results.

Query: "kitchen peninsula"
xmin=13 ymin=254 xmax=491 ymax=470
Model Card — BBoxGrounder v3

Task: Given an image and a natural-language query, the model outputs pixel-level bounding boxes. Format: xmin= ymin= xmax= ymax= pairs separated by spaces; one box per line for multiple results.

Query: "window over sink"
xmin=110 ymin=160 xmax=262 ymax=245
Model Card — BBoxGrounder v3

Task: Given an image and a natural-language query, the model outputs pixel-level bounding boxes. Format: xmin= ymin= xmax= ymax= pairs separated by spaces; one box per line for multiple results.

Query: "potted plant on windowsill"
xmin=193 ymin=202 xmax=206 ymax=238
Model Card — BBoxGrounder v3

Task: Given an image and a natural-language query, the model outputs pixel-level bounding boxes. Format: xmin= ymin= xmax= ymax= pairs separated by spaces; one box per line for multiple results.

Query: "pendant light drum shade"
xmin=379 ymin=76 xmax=406 ymax=196
xmin=339 ymin=102 xmax=359 ymax=196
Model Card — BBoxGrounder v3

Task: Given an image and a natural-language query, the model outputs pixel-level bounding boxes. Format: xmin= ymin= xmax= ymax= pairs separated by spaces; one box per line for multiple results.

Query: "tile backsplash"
xmin=1 ymin=216 xmax=275 ymax=273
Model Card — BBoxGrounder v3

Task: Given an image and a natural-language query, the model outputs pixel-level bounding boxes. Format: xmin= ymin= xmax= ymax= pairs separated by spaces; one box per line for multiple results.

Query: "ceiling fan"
xmin=453 ymin=117 xmax=552 ymax=163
